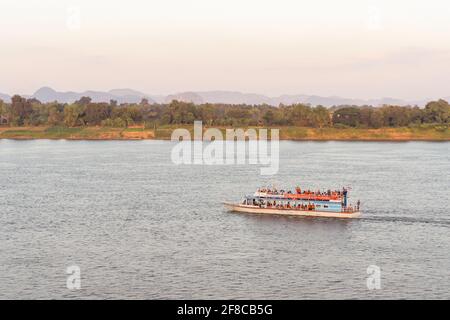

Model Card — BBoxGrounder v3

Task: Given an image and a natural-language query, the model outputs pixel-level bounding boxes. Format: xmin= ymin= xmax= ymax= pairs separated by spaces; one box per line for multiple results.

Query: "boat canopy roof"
xmin=253 ymin=187 xmax=348 ymax=202
xmin=245 ymin=195 xmax=340 ymax=203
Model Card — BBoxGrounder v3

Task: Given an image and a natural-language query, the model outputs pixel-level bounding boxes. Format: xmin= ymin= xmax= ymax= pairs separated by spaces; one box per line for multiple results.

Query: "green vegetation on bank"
xmin=0 ymin=124 xmax=448 ymax=140
xmin=0 ymin=95 xmax=449 ymax=140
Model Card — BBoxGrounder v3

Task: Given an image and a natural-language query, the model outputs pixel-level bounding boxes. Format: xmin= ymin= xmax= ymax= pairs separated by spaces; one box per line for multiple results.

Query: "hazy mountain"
xmin=0 ymin=92 xmax=10 ymax=102
xmin=274 ymin=94 xmax=365 ymax=106
xmin=165 ymin=92 xmax=204 ymax=104
xmin=34 ymin=87 xmax=80 ymax=103
xmin=2 ymin=87 xmax=445 ymax=107
xmin=173 ymin=91 xmax=418 ymax=107
xmin=194 ymin=91 xmax=273 ymax=105
xmin=32 ymin=87 xmax=156 ymax=104
xmin=108 ymin=88 xmax=147 ymax=97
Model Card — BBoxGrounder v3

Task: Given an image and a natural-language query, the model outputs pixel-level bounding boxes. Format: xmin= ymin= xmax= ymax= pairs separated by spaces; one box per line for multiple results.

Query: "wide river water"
xmin=0 ymin=140 xmax=449 ymax=299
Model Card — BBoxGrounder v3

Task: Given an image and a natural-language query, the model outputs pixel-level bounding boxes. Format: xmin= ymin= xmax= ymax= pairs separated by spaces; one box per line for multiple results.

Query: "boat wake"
xmin=361 ymin=214 xmax=450 ymax=227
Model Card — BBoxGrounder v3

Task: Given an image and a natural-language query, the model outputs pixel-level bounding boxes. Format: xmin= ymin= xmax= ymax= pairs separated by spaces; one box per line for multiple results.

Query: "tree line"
xmin=0 ymin=95 xmax=449 ymax=128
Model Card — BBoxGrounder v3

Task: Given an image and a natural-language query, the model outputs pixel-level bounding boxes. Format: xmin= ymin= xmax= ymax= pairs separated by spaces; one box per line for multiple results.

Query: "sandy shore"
xmin=0 ymin=125 xmax=449 ymax=141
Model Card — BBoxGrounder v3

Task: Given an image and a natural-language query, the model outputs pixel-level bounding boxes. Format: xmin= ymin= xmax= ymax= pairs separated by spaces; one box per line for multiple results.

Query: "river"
xmin=0 ymin=140 xmax=449 ymax=299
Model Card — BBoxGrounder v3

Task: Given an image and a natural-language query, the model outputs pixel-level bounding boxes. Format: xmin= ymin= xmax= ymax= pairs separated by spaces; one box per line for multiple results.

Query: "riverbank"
xmin=0 ymin=125 xmax=449 ymax=141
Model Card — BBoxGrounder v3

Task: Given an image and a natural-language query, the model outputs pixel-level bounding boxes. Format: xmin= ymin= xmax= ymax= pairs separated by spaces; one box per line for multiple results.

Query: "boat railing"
xmin=342 ymin=206 xmax=359 ymax=213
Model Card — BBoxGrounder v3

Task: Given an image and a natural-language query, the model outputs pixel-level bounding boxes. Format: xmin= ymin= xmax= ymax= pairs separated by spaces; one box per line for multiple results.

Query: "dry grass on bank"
xmin=0 ymin=125 xmax=448 ymax=141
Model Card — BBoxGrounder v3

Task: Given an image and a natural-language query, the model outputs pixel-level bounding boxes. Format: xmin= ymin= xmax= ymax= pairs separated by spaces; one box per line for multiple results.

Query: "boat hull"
xmin=224 ymin=203 xmax=361 ymax=219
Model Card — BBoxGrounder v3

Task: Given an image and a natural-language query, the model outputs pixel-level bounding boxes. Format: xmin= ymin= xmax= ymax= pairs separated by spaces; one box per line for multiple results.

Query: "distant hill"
xmin=193 ymin=91 xmax=273 ymax=105
xmin=165 ymin=92 xmax=204 ymax=104
xmin=0 ymin=92 xmax=10 ymax=102
xmin=32 ymin=86 xmax=156 ymax=104
xmin=1 ymin=86 xmax=447 ymax=107
xmin=273 ymin=95 xmax=410 ymax=107
xmin=107 ymin=88 xmax=147 ymax=97
xmin=168 ymin=91 xmax=421 ymax=107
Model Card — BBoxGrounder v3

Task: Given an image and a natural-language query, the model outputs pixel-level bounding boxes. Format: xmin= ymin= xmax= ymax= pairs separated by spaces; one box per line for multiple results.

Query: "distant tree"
xmin=357 ymin=107 xmax=373 ymax=128
xmin=64 ymin=104 xmax=86 ymax=127
xmin=0 ymin=99 xmax=4 ymax=116
xmin=10 ymin=95 xmax=32 ymax=125
xmin=2 ymin=96 xmax=448 ymax=129
xmin=75 ymin=96 xmax=92 ymax=106
xmin=28 ymin=101 xmax=48 ymax=125
xmin=47 ymin=103 xmax=64 ymax=125
xmin=380 ymin=105 xmax=413 ymax=127
xmin=141 ymin=104 xmax=162 ymax=124
xmin=0 ymin=100 xmax=7 ymax=124
xmin=199 ymin=104 xmax=217 ymax=126
xmin=110 ymin=99 xmax=118 ymax=107
xmin=124 ymin=105 xmax=143 ymax=125
xmin=409 ymin=106 xmax=424 ymax=125
xmin=369 ymin=109 xmax=384 ymax=128
xmin=311 ymin=105 xmax=331 ymax=128
xmin=85 ymin=103 xmax=112 ymax=125
xmin=225 ymin=107 xmax=253 ymax=125
xmin=423 ymin=99 xmax=449 ymax=123
xmin=166 ymin=100 xmax=198 ymax=124
xmin=289 ymin=104 xmax=312 ymax=126
xmin=332 ymin=107 xmax=361 ymax=127
xmin=263 ymin=110 xmax=275 ymax=125
xmin=27 ymin=98 xmax=41 ymax=105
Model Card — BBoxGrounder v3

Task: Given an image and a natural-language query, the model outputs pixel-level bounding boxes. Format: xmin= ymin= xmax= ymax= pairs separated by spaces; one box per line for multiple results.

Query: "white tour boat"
xmin=224 ymin=187 xmax=361 ymax=219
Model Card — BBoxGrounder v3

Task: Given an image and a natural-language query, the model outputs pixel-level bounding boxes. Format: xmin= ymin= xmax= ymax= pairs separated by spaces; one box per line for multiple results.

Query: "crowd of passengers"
xmin=249 ymin=199 xmax=359 ymax=212
xmin=257 ymin=187 xmax=346 ymax=197
xmin=251 ymin=199 xmax=316 ymax=211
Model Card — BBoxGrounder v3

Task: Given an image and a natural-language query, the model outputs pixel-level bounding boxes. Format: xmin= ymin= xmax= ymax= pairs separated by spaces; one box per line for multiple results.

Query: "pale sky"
xmin=0 ymin=0 xmax=449 ymax=99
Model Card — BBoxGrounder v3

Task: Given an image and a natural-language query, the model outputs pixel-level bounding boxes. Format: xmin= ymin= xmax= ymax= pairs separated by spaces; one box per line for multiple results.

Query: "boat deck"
xmin=224 ymin=203 xmax=361 ymax=219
